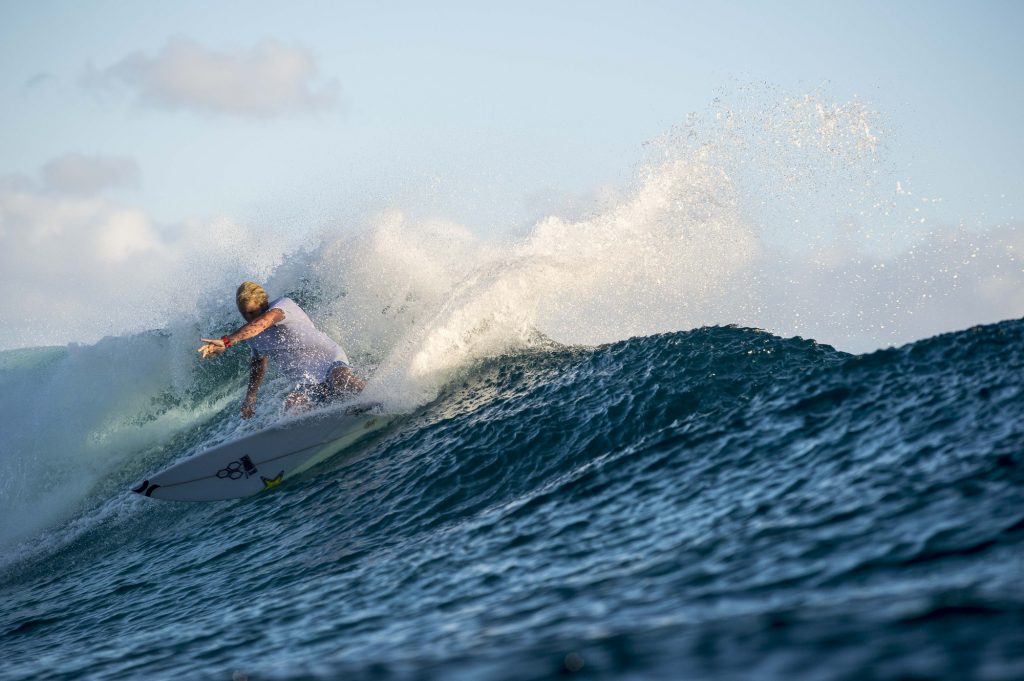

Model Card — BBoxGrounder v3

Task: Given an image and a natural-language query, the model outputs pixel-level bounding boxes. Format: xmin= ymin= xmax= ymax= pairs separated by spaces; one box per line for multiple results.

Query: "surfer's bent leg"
xmin=283 ymin=364 xmax=363 ymax=412
xmin=327 ymin=363 xmax=366 ymax=395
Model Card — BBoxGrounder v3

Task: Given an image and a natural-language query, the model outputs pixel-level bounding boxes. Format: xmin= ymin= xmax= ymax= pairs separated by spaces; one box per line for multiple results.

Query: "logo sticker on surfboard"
xmin=261 ymin=471 xmax=284 ymax=490
xmin=216 ymin=455 xmax=259 ymax=480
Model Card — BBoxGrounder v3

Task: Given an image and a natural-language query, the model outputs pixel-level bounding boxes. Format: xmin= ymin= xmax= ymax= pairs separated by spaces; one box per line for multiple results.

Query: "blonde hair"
xmin=236 ymin=281 xmax=269 ymax=310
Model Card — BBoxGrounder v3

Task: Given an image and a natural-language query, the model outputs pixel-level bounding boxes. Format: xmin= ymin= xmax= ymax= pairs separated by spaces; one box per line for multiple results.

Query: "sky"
xmin=1 ymin=0 xmax=1022 ymax=350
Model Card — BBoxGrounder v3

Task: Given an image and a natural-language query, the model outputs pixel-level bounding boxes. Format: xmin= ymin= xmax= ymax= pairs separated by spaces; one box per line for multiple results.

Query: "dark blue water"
xmin=2 ymin=320 xmax=1023 ymax=680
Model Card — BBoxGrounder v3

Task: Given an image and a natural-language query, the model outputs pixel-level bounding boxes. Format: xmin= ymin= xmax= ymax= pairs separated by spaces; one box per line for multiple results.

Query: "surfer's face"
xmin=239 ymin=302 xmax=268 ymax=323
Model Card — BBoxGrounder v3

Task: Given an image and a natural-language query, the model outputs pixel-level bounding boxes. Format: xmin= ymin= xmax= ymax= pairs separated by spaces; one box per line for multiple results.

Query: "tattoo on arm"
xmin=230 ymin=308 xmax=284 ymax=344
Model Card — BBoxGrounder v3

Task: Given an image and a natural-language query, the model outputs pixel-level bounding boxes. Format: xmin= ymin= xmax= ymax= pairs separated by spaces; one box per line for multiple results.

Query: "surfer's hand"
xmin=240 ymin=399 xmax=256 ymax=419
xmin=198 ymin=338 xmax=227 ymax=359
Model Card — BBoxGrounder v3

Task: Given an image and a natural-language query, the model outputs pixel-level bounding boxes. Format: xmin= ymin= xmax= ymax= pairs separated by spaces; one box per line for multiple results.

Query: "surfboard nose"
xmin=131 ymin=480 xmax=160 ymax=497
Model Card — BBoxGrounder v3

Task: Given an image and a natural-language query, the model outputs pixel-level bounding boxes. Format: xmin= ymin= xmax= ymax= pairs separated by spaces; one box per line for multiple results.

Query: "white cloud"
xmin=0 ymin=160 xmax=296 ymax=351
xmin=22 ymin=72 xmax=54 ymax=91
xmin=748 ymin=223 xmax=1024 ymax=352
xmin=42 ymin=153 xmax=141 ymax=195
xmin=90 ymin=37 xmax=340 ymax=117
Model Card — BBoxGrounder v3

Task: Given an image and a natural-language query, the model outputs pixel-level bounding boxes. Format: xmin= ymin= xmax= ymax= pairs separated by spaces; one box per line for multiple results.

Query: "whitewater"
xmin=1 ymin=94 xmax=1021 ymax=680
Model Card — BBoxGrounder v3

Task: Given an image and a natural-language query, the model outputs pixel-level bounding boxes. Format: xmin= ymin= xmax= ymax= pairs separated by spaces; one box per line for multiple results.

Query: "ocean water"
xmin=1 ymin=317 xmax=1022 ymax=680
xmin=2 ymin=93 xmax=1022 ymax=679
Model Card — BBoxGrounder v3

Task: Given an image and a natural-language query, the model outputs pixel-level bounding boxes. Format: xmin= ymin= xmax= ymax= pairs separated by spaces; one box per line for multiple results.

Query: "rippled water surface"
xmin=2 ymin=320 xmax=1023 ymax=680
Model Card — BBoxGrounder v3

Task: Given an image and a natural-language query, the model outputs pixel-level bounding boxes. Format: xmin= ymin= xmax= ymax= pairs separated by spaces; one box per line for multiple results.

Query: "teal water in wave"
xmin=1 ymin=321 xmax=1022 ymax=680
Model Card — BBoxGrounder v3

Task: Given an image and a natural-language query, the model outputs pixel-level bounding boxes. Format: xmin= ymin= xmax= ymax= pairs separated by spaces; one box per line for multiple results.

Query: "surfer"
xmin=197 ymin=282 xmax=365 ymax=418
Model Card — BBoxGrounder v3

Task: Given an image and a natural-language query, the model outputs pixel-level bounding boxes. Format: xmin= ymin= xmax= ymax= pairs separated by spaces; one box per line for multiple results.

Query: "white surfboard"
xmin=132 ymin=408 xmax=393 ymax=502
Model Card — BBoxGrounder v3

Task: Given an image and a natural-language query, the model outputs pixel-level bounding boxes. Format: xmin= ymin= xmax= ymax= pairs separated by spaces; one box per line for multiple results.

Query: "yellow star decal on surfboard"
xmin=261 ymin=471 xmax=284 ymax=490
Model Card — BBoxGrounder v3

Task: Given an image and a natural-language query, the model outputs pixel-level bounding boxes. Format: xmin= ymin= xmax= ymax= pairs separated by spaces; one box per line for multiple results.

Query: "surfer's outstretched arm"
xmin=198 ymin=307 xmax=285 ymax=358
xmin=241 ymin=355 xmax=269 ymax=419
xmin=229 ymin=307 xmax=285 ymax=343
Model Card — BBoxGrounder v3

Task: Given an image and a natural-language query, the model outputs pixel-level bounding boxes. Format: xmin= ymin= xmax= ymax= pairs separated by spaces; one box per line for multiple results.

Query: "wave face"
xmin=2 ymin=319 xmax=1022 ymax=680
xmin=2 ymin=91 xmax=1022 ymax=678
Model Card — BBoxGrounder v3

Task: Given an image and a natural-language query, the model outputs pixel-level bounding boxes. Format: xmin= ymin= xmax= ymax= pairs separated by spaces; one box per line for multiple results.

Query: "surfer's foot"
xmin=344 ymin=401 xmax=384 ymax=416
xmin=283 ymin=392 xmax=313 ymax=413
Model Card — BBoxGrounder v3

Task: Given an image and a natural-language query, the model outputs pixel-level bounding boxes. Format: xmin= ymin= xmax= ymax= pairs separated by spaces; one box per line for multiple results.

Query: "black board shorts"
xmin=292 ymin=360 xmax=352 ymax=405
